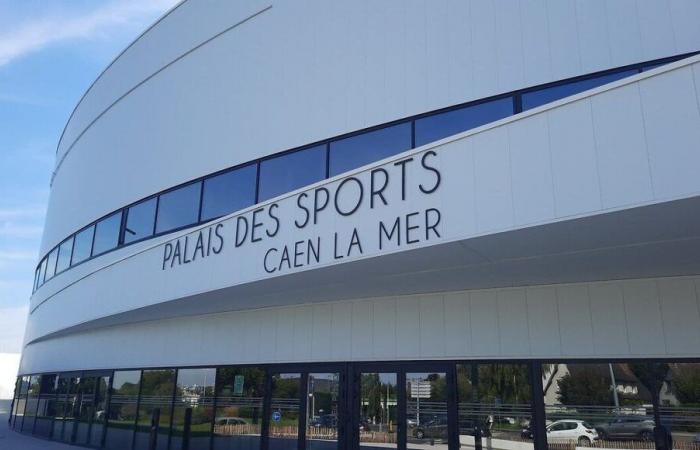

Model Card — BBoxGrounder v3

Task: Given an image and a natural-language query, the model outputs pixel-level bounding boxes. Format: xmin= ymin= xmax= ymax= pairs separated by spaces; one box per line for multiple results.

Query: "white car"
xmin=546 ymin=420 xmax=599 ymax=446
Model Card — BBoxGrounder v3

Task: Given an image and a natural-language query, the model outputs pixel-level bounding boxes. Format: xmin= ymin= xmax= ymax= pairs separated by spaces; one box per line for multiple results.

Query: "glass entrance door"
xmin=358 ymin=371 xmax=398 ymax=450
xmin=353 ymin=364 xmax=456 ymax=450
xmin=405 ymin=372 xmax=448 ymax=450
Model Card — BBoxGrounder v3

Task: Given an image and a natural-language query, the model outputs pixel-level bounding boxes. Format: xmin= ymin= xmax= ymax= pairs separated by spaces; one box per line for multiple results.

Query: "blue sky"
xmin=0 ymin=0 xmax=179 ymax=355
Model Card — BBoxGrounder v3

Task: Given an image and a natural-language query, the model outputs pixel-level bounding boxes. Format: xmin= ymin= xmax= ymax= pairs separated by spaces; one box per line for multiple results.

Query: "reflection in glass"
xmin=269 ymin=373 xmax=301 ymax=450
xmin=360 ymin=373 xmax=397 ymax=450
xmin=406 ymin=373 xmax=448 ymax=450
xmin=329 ymin=123 xmax=412 ymax=177
xmin=171 ymin=368 xmax=216 ymax=450
xmin=92 ymin=211 xmax=122 ymax=256
xmin=457 ymin=364 xmax=533 ymax=450
xmin=104 ymin=370 xmax=140 ymax=450
xmin=34 ymin=374 xmax=57 ymax=437
xmin=54 ymin=374 xmax=80 ymax=443
xmin=89 ymin=375 xmax=111 ymax=447
xmin=55 ymin=237 xmax=74 ymax=274
xmin=12 ymin=375 xmax=30 ymax=429
xmin=71 ymin=225 xmax=94 ymax=265
xmin=156 ymin=182 xmax=202 ymax=234
xmin=44 ymin=247 xmax=58 ymax=282
xmin=544 ymin=363 xmax=653 ymax=449
xmin=658 ymin=363 xmax=700 ymax=449
xmin=522 ymin=70 xmax=638 ymax=110
xmin=133 ymin=369 xmax=175 ymax=450
xmin=21 ymin=375 xmax=41 ymax=433
xmin=124 ymin=198 xmax=157 ymax=244
xmin=307 ymin=373 xmax=340 ymax=450
xmin=213 ymin=367 xmax=266 ymax=450
xmin=415 ymin=98 xmax=513 ymax=147
xmin=72 ymin=376 xmax=106 ymax=445
xmin=201 ymin=165 xmax=257 ymax=220
xmin=259 ymin=146 xmax=327 ymax=201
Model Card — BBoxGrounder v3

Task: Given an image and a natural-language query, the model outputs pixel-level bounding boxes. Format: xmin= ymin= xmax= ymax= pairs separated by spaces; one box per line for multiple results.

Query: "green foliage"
xmin=556 ymin=368 xmax=612 ymax=406
xmin=669 ymin=364 xmax=700 ymax=404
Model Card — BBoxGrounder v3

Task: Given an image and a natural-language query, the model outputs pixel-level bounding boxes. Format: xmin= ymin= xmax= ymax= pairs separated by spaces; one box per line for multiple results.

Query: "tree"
xmin=668 ymin=364 xmax=700 ymax=404
xmin=556 ymin=368 xmax=612 ymax=407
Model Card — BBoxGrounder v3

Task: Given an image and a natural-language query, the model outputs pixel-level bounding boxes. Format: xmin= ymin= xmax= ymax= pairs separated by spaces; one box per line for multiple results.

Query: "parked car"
xmin=596 ymin=416 xmax=655 ymax=441
xmin=216 ymin=417 xmax=248 ymax=426
xmin=311 ymin=414 xmax=338 ymax=428
xmin=413 ymin=417 xmax=448 ymax=440
xmin=546 ymin=420 xmax=599 ymax=446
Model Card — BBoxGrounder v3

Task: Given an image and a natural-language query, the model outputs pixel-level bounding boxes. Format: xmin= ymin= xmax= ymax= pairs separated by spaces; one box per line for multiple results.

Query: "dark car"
xmin=413 ymin=417 xmax=448 ymax=440
xmin=596 ymin=416 xmax=655 ymax=441
xmin=311 ymin=414 xmax=338 ymax=428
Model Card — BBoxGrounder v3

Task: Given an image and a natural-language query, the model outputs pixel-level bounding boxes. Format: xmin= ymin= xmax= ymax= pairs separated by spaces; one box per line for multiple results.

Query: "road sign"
xmin=410 ymin=381 xmax=431 ymax=399
xmin=272 ymin=411 xmax=282 ymax=422
xmin=234 ymin=375 xmax=244 ymax=395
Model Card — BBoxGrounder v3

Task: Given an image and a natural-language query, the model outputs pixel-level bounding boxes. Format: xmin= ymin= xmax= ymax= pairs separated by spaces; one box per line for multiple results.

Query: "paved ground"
xmin=0 ymin=399 xmax=75 ymax=449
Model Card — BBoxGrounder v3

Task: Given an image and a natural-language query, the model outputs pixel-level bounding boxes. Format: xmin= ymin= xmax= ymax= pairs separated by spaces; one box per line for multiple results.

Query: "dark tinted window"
xmin=329 ymin=122 xmax=412 ymax=176
xmin=105 ymin=370 xmax=140 ymax=450
xmin=44 ymin=247 xmax=58 ymax=281
xmin=55 ymin=237 xmax=74 ymax=274
xmin=38 ymin=258 xmax=47 ymax=287
xmin=259 ymin=146 xmax=327 ymax=201
xmin=71 ymin=225 xmax=94 ymax=265
xmin=92 ymin=211 xmax=122 ymax=256
xmin=201 ymin=164 xmax=257 ymax=220
xmin=415 ymin=98 xmax=513 ymax=147
xmin=124 ymin=198 xmax=157 ymax=244
xmin=156 ymin=182 xmax=202 ymax=234
xmin=522 ymin=70 xmax=638 ymax=110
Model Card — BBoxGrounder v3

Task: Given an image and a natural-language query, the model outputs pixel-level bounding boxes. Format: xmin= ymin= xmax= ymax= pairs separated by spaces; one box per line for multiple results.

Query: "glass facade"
xmin=92 ymin=211 xmax=122 ymax=256
xmin=201 ymin=165 xmax=257 ymax=221
xmin=9 ymin=360 xmax=699 ymax=450
xmin=124 ymin=198 xmax=157 ymax=244
xmin=31 ymin=53 xmax=693 ymax=293
xmin=156 ymin=183 xmax=202 ymax=234
xmin=56 ymin=237 xmax=74 ymax=274
xmin=329 ymin=123 xmax=412 ymax=177
xmin=259 ymin=146 xmax=327 ymax=201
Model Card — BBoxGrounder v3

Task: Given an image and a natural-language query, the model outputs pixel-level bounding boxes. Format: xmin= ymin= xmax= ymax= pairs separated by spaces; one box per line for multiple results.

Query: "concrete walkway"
xmin=0 ymin=399 xmax=75 ymax=449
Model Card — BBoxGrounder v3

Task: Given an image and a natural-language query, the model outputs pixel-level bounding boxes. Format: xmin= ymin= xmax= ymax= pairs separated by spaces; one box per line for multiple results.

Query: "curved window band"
xmin=32 ymin=52 xmax=696 ymax=294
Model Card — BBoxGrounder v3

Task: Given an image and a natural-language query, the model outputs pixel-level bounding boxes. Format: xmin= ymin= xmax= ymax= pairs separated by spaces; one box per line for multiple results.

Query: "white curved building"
xmin=10 ymin=1 xmax=700 ymax=450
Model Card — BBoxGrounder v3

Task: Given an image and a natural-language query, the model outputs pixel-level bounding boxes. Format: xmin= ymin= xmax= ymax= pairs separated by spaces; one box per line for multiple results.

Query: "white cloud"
xmin=0 ymin=0 xmax=180 ymax=68
xmin=0 ymin=305 xmax=28 ymax=354
xmin=0 ymin=353 xmax=21 ymax=399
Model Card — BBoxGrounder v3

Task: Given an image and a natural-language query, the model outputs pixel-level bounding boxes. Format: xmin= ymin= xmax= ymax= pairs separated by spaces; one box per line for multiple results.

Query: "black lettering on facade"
xmin=278 ymin=246 xmax=291 ymax=271
xmin=295 ymin=193 xmax=310 ymax=228
xmin=419 ymin=150 xmax=441 ymax=194
xmin=379 ymin=217 xmax=401 ymax=250
xmin=212 ymin=223 xmax=225 ymax=254
xmin=251 ymin=208 xmax=264 ymax=242
xmin=267 ymin=203 xmax=280 ymax=237
xmin=425 ymin=208 xmax=441 ymax=240
xmin=193 ymin=232 xmax=205 ymax=261
xmin=347 ymin=228 xmax=363 ymax=256
xmin=308 ymin=237 xmax=320 ymax=265
xmin=235 ymin=216 xmax=248 ymax=247
xmin=333 ymin=233 xmax=343 ymax=260
xmin=393 ymin=157 xmax=413 ymax=201
xmin=334 ymin=177 xmax=363 ymax=216
xmin=264 ymin=248 xmax=277 ymax=273
xmin=370 ymin=168 xmax=389 ymax=208
xmin=162 ymin=243 xmax=173 ymax=270
xmin=171 ymin=241 xmax=182 ymax=268
xmin=183 ymin=236 xmax=191 ymax=264
xmin=314 ymin=187 xmax=330 ymax=224
xmin=405 ymin=211 xmax=420 ymax=244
